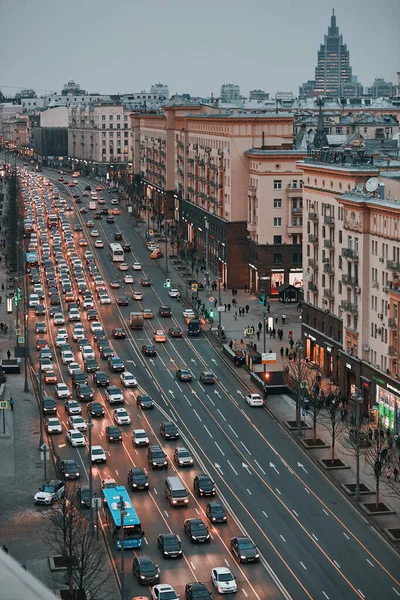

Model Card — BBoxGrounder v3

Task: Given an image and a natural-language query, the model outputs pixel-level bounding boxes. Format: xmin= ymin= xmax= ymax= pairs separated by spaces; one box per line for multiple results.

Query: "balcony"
xmin=308 ymin=212 xmax=319 ymax=221
xmin=342 ymin=248 xmax=359 ymax=260
xmin=387 ymin=259 xmax=400 ymax=271
xmin=308 ymin=258 xmax=319 ymax=269
xmin=324 ymin=215 xmax=335 ymax=225
xmin=341 ymin=300 xmax=358 ymax=314
xmin=324 ymin=239 xmax=334 ymax=248
xmin=342 ymin=274 xmax=358 ymax=287
xmin=247 ymin=221 xmax=257 ymax=233
xmin=308 ymin=282 xmax=318 ymax=292
xmin=287 ymin=185 xmax=302 ymax=197
xmin=323 ymin=263 xmax=334 ymax=275
xmin=292 ymin=206 xmax=303 ymax=214
xmin=308 ymin=234 xmax=319 ymax=244
xmin=324 ymin=288 xmax=334 ymax=300
xmin=388 ymin=318 xmax=398 ymax=329
xmin=388 ymin=346 xmax=397 ymax=357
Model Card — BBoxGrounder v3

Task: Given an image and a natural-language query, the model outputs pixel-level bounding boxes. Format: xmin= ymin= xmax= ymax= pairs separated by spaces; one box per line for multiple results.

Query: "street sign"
xmin=18 ymin=336 xmax=24 ymax=344
xmin=191 ymin=284 xmax=198 ymax=292
xmin=7 ymin=298 xmax=13 ymax=313
xmin=217 ymin=306 xmax=225 ymax=312
xmin=16 ymin=328 xmax=21 ymax=336
xmin=262 ymin=352 xmax=277 ymax=364
xmin=41 ymin=443 xmax=49 ymax=452
xmin=92 ymin=497 xmax=102 ymax=509
xmin=0 ymin=401 xmax=8 ymax=409
xmin=300 ymin=381 xmax=307 ymax=389
xmin=245 ymin=326 xmax=255 ymax=336
xmin=208 ymin=297 xmax=214 ymax=303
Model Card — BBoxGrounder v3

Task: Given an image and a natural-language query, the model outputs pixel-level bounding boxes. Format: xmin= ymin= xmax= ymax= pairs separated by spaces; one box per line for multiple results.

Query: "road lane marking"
xmin=242 ymin=589 xmax=248 ymax=597
xmin=304 ymin=487 xmax=310 ymax=494
xmin=366 ymin=559 xmax=374 ymax=567
xmin=254 ymin=459 xmax=266 ymax=475
xmin=228 ymin=424 xmax=238 ymax=438
xmin=153 ymin=488 xmax=158 ymax=494
xmin=322 ymin=592 xmax=330 ymax=600
xmin=292 ymin=510 xmax=299 ymax=517
xmin=300 ymin=562 xmax=307 ymax=570
xmin=198 ymin=384 xmax=205 ymax=392
xmin=204 ymin=425 xmax=213 ymax=438
xmin=393 ymin=588 xmax=400 ymax=597
xmin=312 ymin=534 xmax=318 ymax=542
xmin=190 ymin=561 xmax=196 ymax=570
xmin=323 ymin=508 xmax=329 ymax=516
xmin=343 ymin=532 xmax=350 ymax=540
xmin=357 ymin=591 xmax=365 ymax=599
xmin=262 ymin=511 xmax=268 ymax=518
xmin=193 ymin=409 xmax=202 ymax=422
xmin=215 ymin=442 xmax=225 ymax=456
xmin=144 ymin=537 xmax=148 ymax=545
xmin=246 ymin=488 xmax=252 ymax=495
xmin=184 ymin=394 xmax=192 ymax=406
xmin=164 ymin=510 xmax=169 ymax=518
xmin=334 ymin=560 xmax=341 ymax=569
xmin=115 ymin=470 xmax=119 ymax=476
xmin=276 ymin=488 xmax=281 ymax=495
xmin=240 ymin=441 xmax=251 ymax=455
xmin=280 ymin=534 xmax=286 ymax=542
xmin=224 ymin=559 xmax=230 ymax=567
xmin=227 ymin=460 xmax=238 ymax=475
xmin=207 ymin=394 xmax=215 ymax=406
xmin=217 ymin=408 xmax=226 ymax=421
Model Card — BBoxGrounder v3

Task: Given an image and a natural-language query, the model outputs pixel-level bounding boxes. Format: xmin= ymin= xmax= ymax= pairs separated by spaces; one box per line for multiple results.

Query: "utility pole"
xmin=23 ymin=307 xmax=29 ymax=392
xmin=87 ymin=412 xmax=94 ymax=535
xmin=185 ymin=240 xmax=188 ymax=299
xmin=263 ymin=311 xmax=267 ymax=378
xmin=296 ymin=340 xmax=303 ymax=436
xmin=354 ymin=388 xmax=363 ymax=501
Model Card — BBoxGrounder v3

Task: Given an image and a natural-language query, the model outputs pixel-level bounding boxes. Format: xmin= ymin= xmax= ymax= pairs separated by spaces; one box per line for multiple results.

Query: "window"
xmin=273 ymin=199 xmax=282 ymax=209
xmin=124 ymin=123 xmax=128 ymax=129
xmin=117 ymin=124 xmax=120 ymax=129
xmin=109 ymin=115 xmax=113 ymax=120
xmin=102 ymin=115 xmax=105 ymax=120
xmin=292 ymin=253 xmax=298 ymax=263
xmin=273 ymin=254 xmax=282 ymax=264
xmin=273 ymin=180 xmax=282 ymax=190
xmin=292 ymin=218 xmax=297 ymax=226
xmin=117 ymin=115 xmax=121 ymax=120
xmin=339 ymin=230 xmax=342 ymax=243
xmin=273 ymin=217 xmax=282 ymax=227
xmin=102 ymin=124 xmax=106 ymax=129
xmin=124 ymin=115 xmax=128 ymax=121
xmin=273 ymin=235 xmax=282 ymax=245
xmin=110 ymin=124 xmax=113 ymax=130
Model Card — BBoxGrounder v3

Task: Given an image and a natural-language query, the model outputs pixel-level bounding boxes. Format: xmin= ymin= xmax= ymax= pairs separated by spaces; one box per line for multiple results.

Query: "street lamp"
xmin=38 ymin=368 xmax=43 ymax=449
xmin=23 ymin=308 xmax=29 ymax=392
xmin=185 ymin=240 xmax=188 ymax=299
xmin=295 ymin=340 xmax=304 ymax=436
xmin=204 ymin=217 xmax=209 ymax=286
xmin=218 ymin=276 xmax=222 ymax=338
xmin=354 ymin=388 xmax=364 ymax=501
xmin=118 ymin=496 xmax=128 ymax=600
xmin=87 ymin=412 xmax=94 ymax=535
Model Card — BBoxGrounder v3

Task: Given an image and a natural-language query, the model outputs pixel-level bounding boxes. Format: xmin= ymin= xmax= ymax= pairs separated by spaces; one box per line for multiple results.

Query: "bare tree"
xmin=318 ymin=393 xmax=348 ymax=464
xmin=359 ymin=433 xmax=391 ymax=509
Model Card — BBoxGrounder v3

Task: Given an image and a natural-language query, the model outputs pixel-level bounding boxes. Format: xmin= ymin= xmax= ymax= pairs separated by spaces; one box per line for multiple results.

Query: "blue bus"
xmin=26 ymin=251 xmax=39 ymax=271
xmin=102 ymin=485 xmax=144 ymax=549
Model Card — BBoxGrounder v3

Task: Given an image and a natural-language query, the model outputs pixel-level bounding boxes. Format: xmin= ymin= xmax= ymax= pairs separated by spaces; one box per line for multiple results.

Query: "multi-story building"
xmin=366 ymin=78 xmax=396 ymax=99
xmin=0 ymin=104 xmax=20 ymax=143
xmin=32 ymin=107 xmax=69 ymax=166
xmin=301 ymin=147 xmax=400 ymax=431
xmin=220 ymin=84 xmax=241 ymax=104
xmin=249 ymin=90 xmax=269 ymax=102
xmin=2 ymin=114 xmax=31 ymax=148
xmin=68 ymin=104 xmax=133 ymax=175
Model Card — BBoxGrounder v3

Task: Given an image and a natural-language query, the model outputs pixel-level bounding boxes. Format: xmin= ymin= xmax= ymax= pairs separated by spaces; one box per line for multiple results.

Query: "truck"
xmin=130 ymin=312 xmax=144 ymax=330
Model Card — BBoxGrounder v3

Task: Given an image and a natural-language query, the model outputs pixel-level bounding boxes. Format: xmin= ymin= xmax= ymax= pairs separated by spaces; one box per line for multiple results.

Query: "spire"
xmin=328 ymin=8 xmax=338 ymax=35
xmin=313 ymin=98 xmax=329 ymax=148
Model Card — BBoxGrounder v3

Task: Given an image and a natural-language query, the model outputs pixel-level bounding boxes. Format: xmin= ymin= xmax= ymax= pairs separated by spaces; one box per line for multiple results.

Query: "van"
xmin=29 ymin=293 xmax=39 ymax=308
xmin=165 ymin=476 xmax=189 ymax=506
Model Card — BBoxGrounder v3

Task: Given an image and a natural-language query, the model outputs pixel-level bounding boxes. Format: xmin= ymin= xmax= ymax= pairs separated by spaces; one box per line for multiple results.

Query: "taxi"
xmin=44 ymin=370 xmax=58 ymax=384
xmin=150 ymin=248 xmax=163 ymax=259
xmin=65 ymin=292 xmax=75 ymax=303
xmin=79 ymin=239 xmax=88 ymax=247
xmin=112 ymin=207 xmax=120 ymax=215
xmin=153 ymin=329 xmax=167 ymax=343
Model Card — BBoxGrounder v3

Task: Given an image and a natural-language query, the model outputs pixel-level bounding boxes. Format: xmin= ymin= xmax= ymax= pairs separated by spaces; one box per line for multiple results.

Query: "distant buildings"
xmin=220 ymin=84 xmax=241 ymax=104
xmin=249 ymin=89 xmax=269 ymax=102
xmin=366 ymin=78 xmax=397 ymax=99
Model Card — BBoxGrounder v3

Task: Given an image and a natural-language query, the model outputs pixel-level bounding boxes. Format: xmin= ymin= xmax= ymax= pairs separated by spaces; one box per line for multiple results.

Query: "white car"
xmin=62 ymin=351 xmax=75 ymax=365
xmin=99 ymin=294 xmax=111 ymax=305
xmin=245 ymin=393 xmax=264 ymax=407
xmin=132 ymin=290 xmax=143 ymax=300
xmin=68 ymin=362 xmax=81 ymax=376
xmin=55 ymin=383 xmax=71 ymax=399
xmin=57 ymin=328 xmax=68 ymax=339
xmin=90 ymin=445 xmax=106 ymax=463
xmin=69 ymin=309 xmax=81 ymax=322
xmin=90 ymin=229 xmax=99 ymax=237
xmin=151 ymin=585 xmax=179 ymax=600
xmin=53 ymin=313 xmax=65 ymax=325
xmin=168 ymin=288 xmax=180 ymax=298
xmin=46 ymin=418 xmax=62 ymax=434
xmin=40 ymin=358 xmax=54 ymax=372
xmin=132 ymin=429 xmax=149 ymax=447
xmin=81 ymin=345 xmax=95 ymax=360
xmin=94 ymin=239 xmax=104 ymax=248
xmin=84 ymin=251 xmax=93 ymax=259
xmin=105 ymin=387 xmax=124 ymax=404
xmin=90 ymin=321 xmax=103 ymax=334
xmin=132 ymin=262 xmax=142 ymax=271
xmin=119 ymin=263 xmax=129 ymax=271
xmin=211 ymin=567 xmax=238 ymax=594
xmin=83 ymin=298 xmax=94 ymax=309
xmin=124 ymin=274 xmax=134 ymax=284
xmin=113 ymin=408 xmax=131 ymax=425
xmin=120 ymin=371 xmax=137 ymax=388
xmin=183 ymin=309 xmax=195 ymax=319
xmin=68 ymin=416 xmax=87 ymax=432
xmin=110 ymin=198 xmax=119 ymax=205
xmin=66 ymin=429 xmax=86 ymax=447
xmin=72 ymin=327 xmax=85 ymax=341
xmin=55 ymin=335 xmax=67 ymax=348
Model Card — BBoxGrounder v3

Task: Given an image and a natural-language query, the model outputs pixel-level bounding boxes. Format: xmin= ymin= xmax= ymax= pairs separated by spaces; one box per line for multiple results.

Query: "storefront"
xmin=375 ymin=381 xmax=400 ymax=433
xmin=304 ymin=332 xmax=325 ymax=370
xmin=270 ymin=269 xmax=285 ymax=296
xmin=289 ymin=269 xmax=303 ymax=289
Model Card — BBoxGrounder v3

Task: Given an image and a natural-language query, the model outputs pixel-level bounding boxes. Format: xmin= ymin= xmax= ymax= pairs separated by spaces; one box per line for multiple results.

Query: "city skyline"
xmin=0 ymin=0 xmax=399 ymax=98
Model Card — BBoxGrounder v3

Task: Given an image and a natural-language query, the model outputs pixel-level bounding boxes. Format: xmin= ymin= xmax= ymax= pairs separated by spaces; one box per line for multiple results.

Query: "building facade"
xmin=220 ymin=84 xmax=241 ymax=104
xmin=366 ymin=78 xmax=396 ymax=99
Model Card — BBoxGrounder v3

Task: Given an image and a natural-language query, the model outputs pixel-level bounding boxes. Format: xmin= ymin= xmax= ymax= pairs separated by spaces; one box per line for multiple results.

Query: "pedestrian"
xmin=394 ymin=467 xmax=399 ymax=482
xmin=280 ymin=346 xmax=284 ymax=357
xmin=386 ymin=465 xmax=392 ymax=482
xmin=256 ymin=330 xmax=260 ymax=341
xmin=224 ymin=303 xmax=227 ymax=311
xmin=381 ymin=447 xmax=388 ymax=463
xmin=282 ymin=313 xmax=286 ymax=324
xmin=293 ymin=350 xmax=297 ymax=360
xmin=368 ymin=429 xmax=373 ymax=441
xmin=223 ymin=283 xmax=227 ymax=291
xmin=289 ymin=338 xmax=294 ymax=350
xmin=3 ymin=323 xmax=7 ymax=335
xmin=267 ymin=303 xmax=270 ymax=314
xmin=9 ymin=398 xmax=14 ymax=411
xmin=288 ymin=329 xmax=293 ymax=339
xmin=244 ymin=284 xmax=248 ymax=293
xmin=0 ymin=322 xmax=3 ymax=332
xmin=274 ymin=313 xmax=278 ymax=324
xmin=288 ymin=352 xmax=293 ymax=361
xmin=285 ymin=347 xmax=289 ymax=357
xmin=374 ymin=428 xmax=379 ymax=440
xmin=227 ymin=303 xmax=231 ymax=312
xmin=269 ymin=328 xmax=273 ymax=338
xmin=1 ymin=283 xmax=3 ymax=291
xmin=258 ymin=322 xmax=262 ymax=332
xmin=2 ymin=545 xmax=8 ymax=554
xmin=229 ymin=340 xmax=233 ymax=350
xmin=7 ymin=349 xmax=10 ymax=360
xmin=234 ymin=311 xmax=237 ymax=320
xmin=214 ymin=299 xmax=218 ymax=308
xmin=272 ymin=327 xmax=276 ymax=338
xmin=297 ymin=302 xmax=302 ymax=312
xmin=233 ymin=339 xmax=238 ymax=349
xmin=245 ymin=304 xmax=249 ymax=314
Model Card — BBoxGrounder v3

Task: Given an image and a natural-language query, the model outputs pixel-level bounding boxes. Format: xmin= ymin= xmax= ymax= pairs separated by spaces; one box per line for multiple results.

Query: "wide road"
xmin=16 ymin=159 xmax=400 ymax=600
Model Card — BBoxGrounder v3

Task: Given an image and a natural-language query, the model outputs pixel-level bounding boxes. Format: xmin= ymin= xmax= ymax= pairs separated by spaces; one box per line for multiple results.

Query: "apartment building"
xmin=301 ymin=148 xmax=400 ymax=431
xmin=131 ymin=106 xmax=295 ymax=287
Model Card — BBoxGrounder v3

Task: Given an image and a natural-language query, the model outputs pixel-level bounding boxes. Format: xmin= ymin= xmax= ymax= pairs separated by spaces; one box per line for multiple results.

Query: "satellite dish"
xmin=365 ymin=177 xmax=379 ymax=193
xmin=209 ymin=208 xmax=214 ymax=214
xmin=304 ymin=272 xmax=311 ymax=282
xmin=356 ymin=183 xmax=364 ymax=192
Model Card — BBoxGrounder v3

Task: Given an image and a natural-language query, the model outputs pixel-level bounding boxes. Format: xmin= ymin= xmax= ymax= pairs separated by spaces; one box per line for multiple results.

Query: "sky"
xmin=1 ymin=0 xmax=399 ymax=98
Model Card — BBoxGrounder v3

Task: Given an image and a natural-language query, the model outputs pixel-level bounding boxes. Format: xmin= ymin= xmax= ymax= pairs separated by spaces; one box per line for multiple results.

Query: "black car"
xmin=200 ymin=371 xmax=215 ymax=384
xmin=137 ymin=394 xmax=154 ymax=409
xmin=184 ymin=518 xmax=210 ymax=544
xmin=230 ymin=536 xmax=260 ymax=563
xmin=76 ymin=383 xmax=94 ymax=401
xmin=60 ymin=459 xmax=80 ymax=480
xmin=112 ymin=327 xmax=126 ymax=338
xmin=72 ymin=371 xmax=88 ymax=388
xmin=132 ymin=555 xmax=160 ymax=585
xmin=84 ymin=358 xmax=99 ymax=373
xmin=106 ymin=216 xmax=115 ymax=223
xmin=194 ymin=474 xmax=216 ymax=497
xmin=78 ymin=485 xmax=97 ymax=508
xmin=106 ymin=425 xmax=122 ymax=443
xmin=94 ymin=371 xmax=109 ymax=387
xmin=185 ymin=582 xmax=212 ymax=600
xmin=108 ymin=356 xmax=125 ymax=372
xmin=147 ymin=445 xmax=168 ymax=469
xmin=116 ymin=297 xmax=129 ymax=306
xmin=100 ymin=346 xmax=114 ymax=360
xmin=140 ymin=277 xmax=151 ymax=286
xmin=160 ymin=421 xmax=179 ymax=440
xmin=84 ymin=185 xmax=91 ymax=191
xmin=42 ymin=396 xmax=57 ymax=414
xmin=100 ymin=208 xmax=109 ymax=215
xmin=87 ymin=401 xmax=105 ymax=418
xmin=206 ymin=502 xmax=227 ymax=524
xmin=86 ymin=309 xmax=98 ymax=321
xmin=127 ymin=467 xmax=149 ymax=491
xmin=159 ymin=305 xmax=172 ymax=317
xmin=168 ymin=326 xmax=182 ymax=338
xmin=142 ymin=344 xmax=156 ymax=357
xmin=114 ymin=232 xmax=123 ymax=241
xmin=157 ymin=533 xmax=183 ymax=559
xmin=176 ymin=369 xmax=192 ymax=382
xmin=122 ymin=243 xmax=131 ymax=252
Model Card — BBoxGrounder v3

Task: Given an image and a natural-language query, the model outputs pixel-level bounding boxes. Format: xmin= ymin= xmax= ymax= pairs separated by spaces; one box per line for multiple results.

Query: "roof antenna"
xmin=262 ymin=131 xmax=265 ymax=149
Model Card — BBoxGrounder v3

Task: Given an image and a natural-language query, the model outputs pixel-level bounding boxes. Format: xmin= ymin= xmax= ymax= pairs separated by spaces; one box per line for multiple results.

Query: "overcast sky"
xmin=1 ymin=0 xmax=399 ymax=98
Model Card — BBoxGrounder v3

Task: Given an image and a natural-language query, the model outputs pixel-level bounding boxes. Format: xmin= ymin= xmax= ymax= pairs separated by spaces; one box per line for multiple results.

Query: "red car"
xmin=36 ymin=339 xmax=49 ymax=351
xmin=112 ymin=328 xmax=126 ymax=339
xmin=116 ymin=296 xmax=129 ymax=306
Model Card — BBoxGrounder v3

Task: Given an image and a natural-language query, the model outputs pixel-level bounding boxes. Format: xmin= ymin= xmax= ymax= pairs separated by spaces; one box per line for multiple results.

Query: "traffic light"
xmin=165 ymin=278 xmax=171 ymax=288
xmin=17 ymin=288 xmax=21 ymax=300
xmin=209 ymin=309 xmax=214 ymax=319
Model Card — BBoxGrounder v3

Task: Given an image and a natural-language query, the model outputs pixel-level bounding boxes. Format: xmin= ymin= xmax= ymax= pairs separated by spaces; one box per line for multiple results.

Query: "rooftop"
xmin=339 ymin=191 xmax=400 ymax=210
xmin=380 ymin=170 xmax=400 ymax=181
xmin=245 ymin=148 xmax=307 ymax=156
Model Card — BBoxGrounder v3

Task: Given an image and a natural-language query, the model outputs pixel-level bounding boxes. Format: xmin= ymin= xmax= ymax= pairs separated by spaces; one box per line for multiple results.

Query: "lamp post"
xmin=38 ymin=368 xmax=43 ymax=449
xmin=263 ymin=311 xmax=267 ymax=377
xmin=87 ymin=412 xmax=94 ymax=535
xmin=204 ymin=218 xmax=209 ymax=286
xmin=218 ymin=276 xmax=222 ymax=337
xmin=296 ymin=340 xmax=303 ymax=436
xmin=118 ymin=496 xmax=127 ymax=600
xmin=23 ymin=308 xmax=29 ymax=392
xmin=185 ymin=240 xmax=188 ymax=299
xmin=354 ymin=388 xmax=363 ymax=501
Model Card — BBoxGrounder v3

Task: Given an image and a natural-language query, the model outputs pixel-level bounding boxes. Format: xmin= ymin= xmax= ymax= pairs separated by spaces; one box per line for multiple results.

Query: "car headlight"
xmin=255 ymin=553 xmax=259 ymax=558
xmin=240 ymin=555 xmax=246 ymax=559
xmin=132 ymin=483 xmax=137 ymax=487
xmin=218 ymin=587 xmax=223 ymax=593
xmin=212 ymin=517 xmax=216 ymax=521
xmin=153 ymin=461 xmax=157 ymax=466
xmin=140 ymin=575 xmax=145 ymax=579
xmin=191 ymin=535 xmax=197 ymax=540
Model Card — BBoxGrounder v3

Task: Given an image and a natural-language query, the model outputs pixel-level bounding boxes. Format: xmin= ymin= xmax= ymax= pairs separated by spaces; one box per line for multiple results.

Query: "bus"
xmin=109 ymin=243 xmax=124 ymax=262
xmin=26 ymin=251 xmax=39 ymax=271
xmin=102 ymin=485 xmax=144 ymax=549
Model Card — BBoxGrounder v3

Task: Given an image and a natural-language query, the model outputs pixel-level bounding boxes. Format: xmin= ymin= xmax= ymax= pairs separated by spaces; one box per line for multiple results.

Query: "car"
xmin=95 ymin=185 xmax=102 ymax=191
xmin=71 ymin=370 xmax=88 ymax=388
xmin=132 ymin=290 xmax=143 ymax=300
xmin=157 ymin=533 xmax=183 ymax=559
xmin=44 ymin=370 xmax=58 ymax=384
xmin=83 ymin=299 xmax=95 ymax=310
xmin=116 ymin=296 xmax=129 ymax=306
xmin=90 ymin=321 xmax=103 ymax=334
xmin=94 ymin=239 xmax=104 ymax=248
xmin=34 ymin=480 xmax=65 ymax=505
xmin=211 ymin=567 xmax=237 ymax=594
xmin=106 ymin=425 xmax=122 ymax=443
xmin=105 ymin=386 xmax=124 ymax=404
xmin=143 ymin=309 xmax=154 ymax=319
xmin=176 ymin=368 xmax=192 ymax=382
xmin=53 ymin=313 xmax=65 ymax=326
xmin=35 ymin=304 xmax=45 ymax=316
xmin=132 ymin=262 xmax=142 ymax=271
xmin=66 ymin=429 xmax=86 ymax=447
xmin=81 ymin=345 xmax=95 ymax=360
xmin=86 ymin=220 xmax=94 ymax=228
xmin=168 ymin=326 xmax=182 ymax=338
xmin=142 ymin=344 xmax=156 ymax=357
xmin=123 ymin=274 xmax=134 ymax=284
xmin=84 ymin=358 xmax=99 ymax=373
xmin=42 ymin=396 xmax=57 ymax=414
xmin=153 ymin=330 xmax=167 ymax=343
xmin=94 ymin=371 xmax=110 ymax=386
xmin=168 ymin=288 xmax=180 ymax=298
xmin=112 ymin=327 xmax=126 ymax=339
xmin=68 ymin=362 xmax=81 ymax=376
xmin=137 ymin=394 xmax=154 ymax=409
xmin=60 ymin=459 xmax=80 ymax=480
xmin=206 ymin=502 xmax=227 ymax=524
xmin=132 ymin=555 xmax=159 ymax=586
xmin=90 ymin=229 xmax=99 ymax=237
xmin=69 ymin=308 xmax=81 ymax=322
xmin=77 ymin=485 xmax=97 ymax=508
xmin=99 ymin=294 xmax=111 ymax=304
xmin=64 ymin=400 xmax=82 ymax=415
xmin=36 ymin=339 xmax=49 ymax=351
xmin=108 ymin=356 xmax=125 ymax=372
xmin=132 ymin=429 xmax=149 ymax=447
xmin=110 ymin=281 xmax=120 ymax=289
xmin=119 ymin=262 xmax=129 ymax=271
xmin=79 ymin=238 xmax=88 ymax=247
xmin=35 ymin=322 xmax=47 ymax=334
xmin=159 ymin=305 xmax=172 ymax=317
xmin=100 ymin=345 xmax=114 ymax=359
xmin=46 ymin=417 xmax=62 ymax=434
xmin=55 ymin=383 xmax=71 ymax=399
xmin=61 ymin=351 xmax=75 ymax=365
xmin=40 ymin=358 xmax=54 ymax=372
xmin=200 ymin=371 xmax=215 ymax=384
xmin=113 ymin=407 xmax=130 ymax=425
xmin=76 ymin=384 xmax=94 ymax=401
xmin=245 ymin=393 xmax=264 ymax=407
xmin=90 ymin=445 xmax=106 ymax=463
xmin=87 ymin=401 xmax=105 ymax=418
xmin=173 ymin=447 xmax=193 ymax=467
xmin=160 ymin=421 xmax=179 ymax=440
xmin=184 ymin=518 xmax=210 ymax=544
xmin=127 ymin=467 xmax=149 ymax=491
xmin=185 ymin=582 xmax=212 ymax=600
xmin=114 ymin=232 xmax=122 ymax=241
xmin=68 ymin=415 xmax=87 ymax=432
xmin=80 ymin=207 xmax=88 ymax=214
xmin=230 ymin=536 xmax=260 ymax=563
xmin=151 ymin=584 xmax=179 ymax=600
xmin=183 ymin=308 xmax=195 ymax=319
xmin=194 ymin=474 xmax=216 ymax=497
xmin=140 ymin=277 xmax=151 ymax=286
xmin=147 ymin=445 xmax=168 ymax=469
xmin=72 ymin=327 xmax=85 ymax=342
xmin=120 ymin=371 xmax=137 ymax=388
